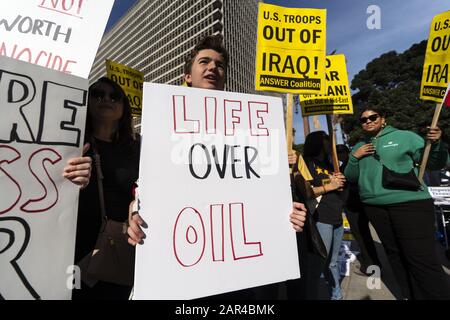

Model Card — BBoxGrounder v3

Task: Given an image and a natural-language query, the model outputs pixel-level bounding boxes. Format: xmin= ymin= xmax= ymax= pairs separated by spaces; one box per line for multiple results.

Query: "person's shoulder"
xmin=381 ymin=125 xmax=416 ymax=139
xmin=394 ymin=128 xmax=422 ymax=140
xmin=303 ymin=156 xmax=315 ymax=166
xmin=114 ymin=135 xmax=141 ymax=159
xmin=303 ymin=157 xmax=318 ymax=172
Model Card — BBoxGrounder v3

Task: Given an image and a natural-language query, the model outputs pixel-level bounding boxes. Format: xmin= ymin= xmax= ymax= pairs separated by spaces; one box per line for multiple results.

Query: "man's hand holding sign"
xmin=419 ymin=11 xmax=450 ymax=180
xmin=128 ymin=35 xmax=303 ymax=300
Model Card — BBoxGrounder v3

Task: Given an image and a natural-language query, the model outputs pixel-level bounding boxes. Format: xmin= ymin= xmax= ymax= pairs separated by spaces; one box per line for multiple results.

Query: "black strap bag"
xmin=382 ymin=165 xmax=421 ymax=191
xmin=374 ymin=153 xmax=422 ymax=191
xmin=78 ymin=144 xmax=135 ymax=287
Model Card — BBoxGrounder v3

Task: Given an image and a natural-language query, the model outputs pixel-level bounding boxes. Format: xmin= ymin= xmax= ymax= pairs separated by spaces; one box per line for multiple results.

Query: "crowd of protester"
xmin=62 ymin=35 xmax=450 ymax=300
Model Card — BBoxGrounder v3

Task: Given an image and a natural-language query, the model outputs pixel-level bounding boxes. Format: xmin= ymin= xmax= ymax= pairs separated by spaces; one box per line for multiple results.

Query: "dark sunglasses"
xmin=90 ymin=88 xmax=123 ymax=103
xmin=359 ymin=114 xmax=379 ymax=124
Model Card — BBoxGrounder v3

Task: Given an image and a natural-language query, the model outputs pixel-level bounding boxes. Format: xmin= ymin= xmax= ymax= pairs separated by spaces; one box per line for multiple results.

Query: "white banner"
xmin=428 ymin=186 xmax=450 ymax=205
xmin=134 ymin=83 xmax=300 ymax=300
xmin=0 ymin=56 xmax=87 ymax=299
xmin=0 ymin=0 xmax=114 ymax=78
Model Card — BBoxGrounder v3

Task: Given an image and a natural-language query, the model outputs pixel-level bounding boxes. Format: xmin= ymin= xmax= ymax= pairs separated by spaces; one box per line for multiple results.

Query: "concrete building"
xmin=90 ymin=0 xmax=260 ymax=94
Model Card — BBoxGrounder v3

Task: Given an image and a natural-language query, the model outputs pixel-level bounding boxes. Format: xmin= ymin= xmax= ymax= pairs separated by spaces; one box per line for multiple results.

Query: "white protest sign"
xmin=428 ymin=187 xmax=450 ymax=205
xmin=133 ymin=83 xmax=300 ymax=300
xmin=429 ymin=187 xmax=450 ymax=198
xmin=0 ymin=0 xmax=114 ymax=78
xmin=0 ymin=55 xmax=87 ymax=300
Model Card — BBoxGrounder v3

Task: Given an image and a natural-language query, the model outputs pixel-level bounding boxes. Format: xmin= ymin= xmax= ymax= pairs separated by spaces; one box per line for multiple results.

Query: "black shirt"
xmin=340 ymin=162 xmax=362 ymax=211
xmin=74 ymin=138 xmax=140 ymax=262
xmin=305 ymin=158 xmax=344 ymax=225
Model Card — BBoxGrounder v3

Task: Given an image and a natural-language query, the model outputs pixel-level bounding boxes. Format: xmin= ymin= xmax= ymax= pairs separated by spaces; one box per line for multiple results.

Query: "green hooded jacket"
xmin=344 ymin=125 xmax=449 ymax=205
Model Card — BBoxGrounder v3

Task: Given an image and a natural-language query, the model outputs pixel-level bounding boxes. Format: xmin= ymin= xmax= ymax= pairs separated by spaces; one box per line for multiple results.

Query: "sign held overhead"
xmin=255 ymin=3 xmax=327 ymax=94
xmin=420 ymin=11 xmax=450 ymax=103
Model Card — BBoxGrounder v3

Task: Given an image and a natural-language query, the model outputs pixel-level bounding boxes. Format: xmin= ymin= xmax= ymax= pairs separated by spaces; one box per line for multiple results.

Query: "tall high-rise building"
xmin=90 ymin=0 xmax=260 ymax=94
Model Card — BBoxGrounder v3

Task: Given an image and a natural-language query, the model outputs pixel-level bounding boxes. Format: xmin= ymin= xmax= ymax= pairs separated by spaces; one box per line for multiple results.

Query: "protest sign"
xmin=0 ymin=56 xmax=87 ymax=299
xmin=300 ymin=54 xmax=353 ymax=116
xmin=420 ymin=10 xmax=450 ymax=102
xmin=419 ymin=18 xmax=450 ymax=179
xmin=106 ymin=60 xmax=144 ymax=117
xmin=0 ymin=0 xmax=114 ymax=78
xmin=428 ymin=187 xmax=450 ymax=199
xmin=133 ymin=84 xmax=300 ymax=300
xmin=255 ymin=3 xmax=326 ymax=94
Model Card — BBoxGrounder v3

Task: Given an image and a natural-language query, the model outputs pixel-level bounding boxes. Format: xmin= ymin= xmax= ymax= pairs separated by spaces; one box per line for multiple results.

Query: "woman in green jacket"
xmin=344 ymin=106 xmax=450 ymax=300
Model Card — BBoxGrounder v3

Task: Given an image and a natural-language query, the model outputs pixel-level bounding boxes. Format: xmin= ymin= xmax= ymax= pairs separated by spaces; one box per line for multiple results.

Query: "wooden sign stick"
xmin=418 ymin=102 xmax=444 ymax=181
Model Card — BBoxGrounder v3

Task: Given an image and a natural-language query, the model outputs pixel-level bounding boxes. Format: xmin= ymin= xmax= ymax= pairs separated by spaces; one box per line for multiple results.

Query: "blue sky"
xmin=105 ymin=0 xmax=138 ymax=31
xmin=266 ymin=0 xmax=449 ymax=143
xmin=107 ymin=0 xmax=450 ymax=144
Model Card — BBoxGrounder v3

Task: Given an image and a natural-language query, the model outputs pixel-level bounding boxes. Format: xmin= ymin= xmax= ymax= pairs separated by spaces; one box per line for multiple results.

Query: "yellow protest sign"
xmin=299 ymin=54 xmax=353 ymax=116
xmin=420 ymin=11 xmax=450 ymax=103
xmin=255 ymin=3 xmax=326 ymax=94
xmin=106 ymin=60 xmax=144 ymax=116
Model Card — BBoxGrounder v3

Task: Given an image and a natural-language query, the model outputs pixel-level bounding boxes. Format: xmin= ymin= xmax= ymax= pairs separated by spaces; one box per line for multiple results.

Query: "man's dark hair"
xmin=183 ymin=34 xmax=229 ymax=75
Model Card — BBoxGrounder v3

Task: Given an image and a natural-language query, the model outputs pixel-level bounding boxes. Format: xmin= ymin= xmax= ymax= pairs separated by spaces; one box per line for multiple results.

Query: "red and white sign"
xmin=0 ymin=0 xmax=114 ymax=78
xmin=0 ymin=55 xmax=87 ymax=299
xmin=134 ymin=84 xmax=300 ymax=300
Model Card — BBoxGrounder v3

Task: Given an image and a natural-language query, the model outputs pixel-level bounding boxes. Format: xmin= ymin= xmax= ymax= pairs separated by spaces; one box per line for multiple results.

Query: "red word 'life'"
xmin=173 ymin=96 xmax=270 ymax=137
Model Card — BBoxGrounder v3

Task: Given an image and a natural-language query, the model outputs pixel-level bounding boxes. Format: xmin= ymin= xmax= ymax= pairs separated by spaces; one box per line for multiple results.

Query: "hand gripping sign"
xmin=133 ymin=84 xmax=300 ymax=300
xmin=418 ymin=11 xmax=450 ymax=180
xmin=420 ymin=10 xmax=450 ymax=103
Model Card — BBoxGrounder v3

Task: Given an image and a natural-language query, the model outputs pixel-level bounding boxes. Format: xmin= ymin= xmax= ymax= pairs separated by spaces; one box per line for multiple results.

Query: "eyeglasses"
xmin=359 ymin=114 xmax=379 ymax=124
xmin=89 ymin=88 xmax=123 ymax=103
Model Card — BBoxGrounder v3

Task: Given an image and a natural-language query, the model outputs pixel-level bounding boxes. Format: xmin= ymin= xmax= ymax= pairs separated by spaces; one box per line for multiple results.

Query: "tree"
xmin=341 ymin=40 xmax=450 ymax=146
xmin=293 ymin=143 xmax=304 ymax=155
